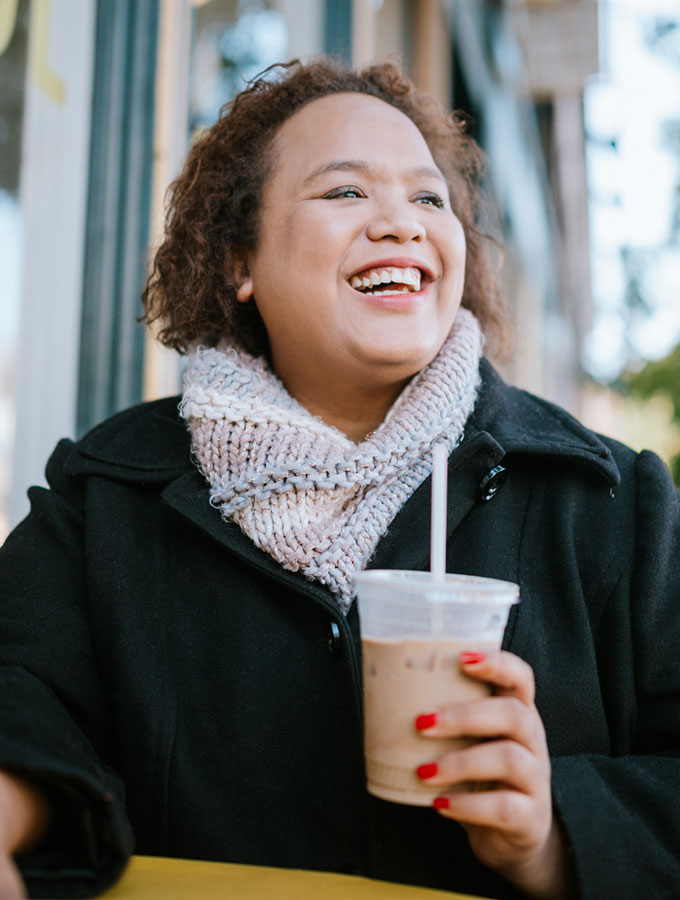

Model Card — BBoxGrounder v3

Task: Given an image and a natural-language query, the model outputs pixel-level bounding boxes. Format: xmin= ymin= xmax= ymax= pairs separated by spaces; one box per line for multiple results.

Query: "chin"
xmin=353 ymin=339 xmax=440 ymax=376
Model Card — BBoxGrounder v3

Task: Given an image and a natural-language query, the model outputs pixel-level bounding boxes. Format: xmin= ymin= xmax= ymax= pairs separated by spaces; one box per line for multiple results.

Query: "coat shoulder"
xmin=60 ymin=396 xmax=192 ymax=483
xmin=476 ymin=362 xmax=677 ymax=507
xmin=475 ymin=361 xmax=622 ymax=487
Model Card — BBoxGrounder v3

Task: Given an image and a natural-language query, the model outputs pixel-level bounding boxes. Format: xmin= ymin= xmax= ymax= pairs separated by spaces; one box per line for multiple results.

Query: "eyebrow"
xmin=303 ymin=159 xmax=448 ymax=185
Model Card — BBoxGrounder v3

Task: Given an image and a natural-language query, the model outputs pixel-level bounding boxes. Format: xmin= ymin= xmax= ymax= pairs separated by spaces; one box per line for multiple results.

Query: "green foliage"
xmin=627 ymin=344 xmax=680 ymax=419
xmin=627 ymin=344 xmax=680 ymax=484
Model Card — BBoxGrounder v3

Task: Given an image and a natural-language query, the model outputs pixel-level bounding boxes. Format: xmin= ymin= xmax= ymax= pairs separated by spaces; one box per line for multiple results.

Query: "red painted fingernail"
xmin=416 ymin=762 xmax=438 ymax=780
xmin=415 ymin=713 xmax=439 ymax=731
xmin=433 ymin=796 xmax=450 ymax=810
xmin=460 ymin=651 xmax=486 ymax=665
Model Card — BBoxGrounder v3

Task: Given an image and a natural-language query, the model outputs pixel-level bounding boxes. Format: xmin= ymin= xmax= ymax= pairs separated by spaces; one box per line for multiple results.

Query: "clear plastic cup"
xmin=354 ymin=570 xmax=520 ymax=806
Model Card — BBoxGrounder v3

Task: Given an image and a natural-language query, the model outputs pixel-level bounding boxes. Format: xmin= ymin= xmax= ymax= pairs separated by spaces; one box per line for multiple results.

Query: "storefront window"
xmin=189 ymin=0 xmax=322 ymax=133
xmin=0 ymin=0 xmax=29 ymax=541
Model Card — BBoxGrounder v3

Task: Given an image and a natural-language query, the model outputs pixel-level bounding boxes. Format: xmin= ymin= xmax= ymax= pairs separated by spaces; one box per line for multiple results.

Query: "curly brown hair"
xmin=142 ymin=57 xmax=508 ymax=356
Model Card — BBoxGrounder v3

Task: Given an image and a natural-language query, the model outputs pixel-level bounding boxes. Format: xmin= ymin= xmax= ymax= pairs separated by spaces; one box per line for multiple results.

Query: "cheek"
xmin=450 ymin=216 xmax=467 ymax=258
xmin=439 ymin=220 xmax=467 ymax=282
xmin=292 ymin=207 xmax=357 ymax=257
xmin=457 ymin=236 xmax=467 ymax=277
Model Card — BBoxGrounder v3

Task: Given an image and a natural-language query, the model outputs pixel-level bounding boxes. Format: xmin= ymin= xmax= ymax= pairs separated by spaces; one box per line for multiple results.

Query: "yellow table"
xmin=71 ymin=855 xmax=489 ymax=899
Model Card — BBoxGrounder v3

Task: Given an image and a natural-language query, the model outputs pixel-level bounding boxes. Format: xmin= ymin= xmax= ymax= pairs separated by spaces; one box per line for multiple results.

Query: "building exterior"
xmin=1 ymin=0 xmax=598 ymax=537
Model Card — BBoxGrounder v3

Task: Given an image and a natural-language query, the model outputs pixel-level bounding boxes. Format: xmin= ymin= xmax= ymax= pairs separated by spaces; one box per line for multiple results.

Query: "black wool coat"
xmin=1 ymin=360 xmax=679 ymax=899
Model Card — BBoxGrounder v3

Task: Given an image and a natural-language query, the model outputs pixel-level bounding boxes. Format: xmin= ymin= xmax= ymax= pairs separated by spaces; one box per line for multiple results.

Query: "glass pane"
xmin=191 ymin=0 xmax=288 ymax=132
xmin=189 ymin=0 xmax=323 ymax=133
xmin=0 ymin=0 xmax=29 ymax=542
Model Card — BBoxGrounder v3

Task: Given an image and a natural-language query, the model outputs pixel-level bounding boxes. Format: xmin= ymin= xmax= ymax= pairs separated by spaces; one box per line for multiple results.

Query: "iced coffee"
xmin=354 ymin=571 xmax=519 ymax=806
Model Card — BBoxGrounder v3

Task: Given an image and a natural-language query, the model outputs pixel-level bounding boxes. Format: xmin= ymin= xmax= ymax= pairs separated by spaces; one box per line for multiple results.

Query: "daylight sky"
xmin=585 ymin=0 xmax=680 ymax=378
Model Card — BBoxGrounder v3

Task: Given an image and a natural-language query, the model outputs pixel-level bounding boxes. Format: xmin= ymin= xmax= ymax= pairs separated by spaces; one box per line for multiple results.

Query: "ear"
xmin=236 ymin=276 xmax=254 ymax=304
xmin=234 ymin=255 xmax=254 ymax=304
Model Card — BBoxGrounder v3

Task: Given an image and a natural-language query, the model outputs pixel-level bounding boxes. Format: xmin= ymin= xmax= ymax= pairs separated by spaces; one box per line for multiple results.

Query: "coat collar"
xmin=469 ymin=360 xmax=619 ymax=483
xmin=67 ymin=360 xmax=619 ymax=485
xmin=64 ymin=397 xmax=192 ymax=482
xmin=64 ymin=360 xmax=620 ymax=599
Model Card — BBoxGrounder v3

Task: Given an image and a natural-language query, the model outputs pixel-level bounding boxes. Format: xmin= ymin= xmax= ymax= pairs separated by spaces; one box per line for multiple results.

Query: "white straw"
xmin=430 ymin=441 xmax=448 ymax=582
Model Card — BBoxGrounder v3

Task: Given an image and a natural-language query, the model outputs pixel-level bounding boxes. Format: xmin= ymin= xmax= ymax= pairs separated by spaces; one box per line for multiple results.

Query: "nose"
xmin=366 ymin=203 xmax=426 ymax=244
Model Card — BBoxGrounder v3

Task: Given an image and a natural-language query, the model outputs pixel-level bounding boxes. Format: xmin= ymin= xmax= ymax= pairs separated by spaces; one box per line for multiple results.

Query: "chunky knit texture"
xmin=181 ymin=308 xmax=483 ymax=613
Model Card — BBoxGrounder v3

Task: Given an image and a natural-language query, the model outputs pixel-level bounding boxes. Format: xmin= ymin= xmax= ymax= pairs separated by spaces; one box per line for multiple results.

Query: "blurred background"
xmin=1 ymin=0 xmax=680 ymax=541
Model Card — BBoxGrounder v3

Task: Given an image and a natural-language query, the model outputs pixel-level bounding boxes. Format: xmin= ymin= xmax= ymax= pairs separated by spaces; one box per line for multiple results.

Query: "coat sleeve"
xmin=0 ymin=439 xmax=134 ymax=898
xmin=550 ymin=449 xmax=680 ymax=898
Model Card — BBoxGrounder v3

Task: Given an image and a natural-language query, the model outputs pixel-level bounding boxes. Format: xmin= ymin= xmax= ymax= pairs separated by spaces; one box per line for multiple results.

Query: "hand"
xmin=0 ymin=855 xmax=26 ymax=900
xmin=0 ymin=770 xmax=49 ymax=900
xmin=414 ymin=650 xmax=575 ymax=900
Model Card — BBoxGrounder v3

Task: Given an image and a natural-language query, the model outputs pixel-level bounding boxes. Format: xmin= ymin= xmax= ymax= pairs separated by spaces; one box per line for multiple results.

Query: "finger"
xmin=459 ymin=650 xmax=536 ymax=705
xmin=416 ymin=739 xmax=546 ymax=795
xmin=432 ymin=787 xmax=536 ymax=837
xmin=415 ymin=695 xmax=548 ymax=756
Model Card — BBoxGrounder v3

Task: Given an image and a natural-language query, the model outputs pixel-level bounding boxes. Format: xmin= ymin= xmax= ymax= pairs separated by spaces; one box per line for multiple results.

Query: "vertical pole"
xmin=77 ymin=0 xmax=159 ymax=435
xmin=351 ymin=0 xmax=375 ymax=68
xmin=324 ymin=0 xmax=352 ymax=60
xmin=413 ymin=0 xmax=451 ymax=107
xmin=142 ymin=0 xmax=192 ymax=402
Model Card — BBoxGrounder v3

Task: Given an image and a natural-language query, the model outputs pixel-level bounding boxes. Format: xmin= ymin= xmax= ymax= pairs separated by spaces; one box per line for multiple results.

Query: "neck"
xmin=281 ymin=374 xmax=410 ymax=443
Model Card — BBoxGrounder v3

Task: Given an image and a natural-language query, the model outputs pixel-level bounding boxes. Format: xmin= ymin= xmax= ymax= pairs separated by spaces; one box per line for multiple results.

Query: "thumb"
xmin=0 ymin=855 xmax=27 ymax=900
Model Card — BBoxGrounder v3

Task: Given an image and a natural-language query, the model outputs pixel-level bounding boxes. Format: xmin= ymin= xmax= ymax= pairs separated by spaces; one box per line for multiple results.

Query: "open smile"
xmin=347 ymin=259 xmax=433 ymax=297
xmin=350 ymin=265 xmax=423 ymax=295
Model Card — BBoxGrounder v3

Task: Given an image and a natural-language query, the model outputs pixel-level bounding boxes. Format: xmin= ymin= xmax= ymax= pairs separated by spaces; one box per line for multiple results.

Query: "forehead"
xmin=269 ymin=92 xmax=438 ymax=182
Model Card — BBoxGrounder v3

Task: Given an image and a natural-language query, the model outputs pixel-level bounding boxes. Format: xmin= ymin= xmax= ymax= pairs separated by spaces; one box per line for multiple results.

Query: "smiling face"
xmin=237 ymin=92 xmax=467 ymax=400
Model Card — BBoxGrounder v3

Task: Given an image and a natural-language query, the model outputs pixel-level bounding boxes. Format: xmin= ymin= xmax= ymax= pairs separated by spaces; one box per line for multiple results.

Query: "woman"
xmin=0 ymin=59 xmax=678 ymax=900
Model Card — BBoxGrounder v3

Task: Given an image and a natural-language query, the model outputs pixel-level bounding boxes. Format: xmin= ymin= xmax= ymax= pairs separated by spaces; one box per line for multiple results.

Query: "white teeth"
xmin=350 ymin=265 xmax=424 ymax=293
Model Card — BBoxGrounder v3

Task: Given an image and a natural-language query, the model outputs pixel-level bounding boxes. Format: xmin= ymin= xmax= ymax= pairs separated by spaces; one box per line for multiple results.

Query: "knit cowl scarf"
xmin=180 ymin=307 xmax=484 ymax=613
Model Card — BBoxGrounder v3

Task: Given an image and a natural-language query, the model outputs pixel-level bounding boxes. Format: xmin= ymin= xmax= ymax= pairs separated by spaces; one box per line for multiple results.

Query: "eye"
xmin=414 ymin=192 xmax=445 ymax=209
xmin=322 ymin=186 xmax=365 ymax=200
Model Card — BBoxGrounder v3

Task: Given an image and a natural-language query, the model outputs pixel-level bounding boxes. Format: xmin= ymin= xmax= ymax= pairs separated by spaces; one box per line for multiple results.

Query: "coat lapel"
xmin=369 ymin=429 xmax=506 ymax=571
xmin=160 ymin=470 xmax=342 ymax=613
